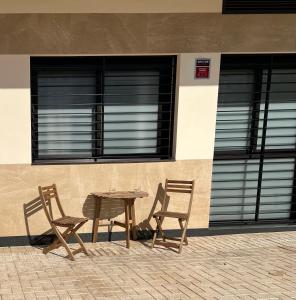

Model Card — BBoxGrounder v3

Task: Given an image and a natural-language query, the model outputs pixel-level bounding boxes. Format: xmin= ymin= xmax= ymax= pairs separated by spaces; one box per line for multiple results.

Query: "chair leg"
xmin=151 ymin=220 xmax=158 ymax=249
xmin=156 ymin=216 xmax=166 ymax=242
xmin=178 ymin=218 xmax=188 ymax=245
xmin=43 ymin=227 xmax=72 ymax=254
xmin=130 ymin=199 xmax=137 ymax=240
xmin=52 ymin=226 xmax=75 ymax=261
xmin=69 ymin=220 xmax=89 ymax=254
xmin=151 ymin=216 xmax=166 ymax=249
xmin=124 ymin=201 xmax=130 ymax=249
xmin=44 ymin=223 xmax=89 ymax=261
xmin=43 ymin=238 xmax=61 ymax=255
xmin=72 ymin=232 xmax=89 ymax=256
xmin=151 ymin=232 xmax=157 ymax=249
xmin=178 ymin=219 xmax=189 ymax=254
xmin=92 ymin=218 xmax=100 ymax=243
xmin=92 ymin=199 xmax=102 ymax=243
xmin=108 ymin=219 xmax=113 ymax=242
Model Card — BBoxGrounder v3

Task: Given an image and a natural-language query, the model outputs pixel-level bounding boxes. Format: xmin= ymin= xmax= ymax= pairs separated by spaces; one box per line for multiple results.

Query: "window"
xmin=223 ymin=0 xmax=296 ymax=14
xmin=210 ymin=54 xmax=296 ymax=225
xmin=31 ymin=56 xmax=176 ymax=163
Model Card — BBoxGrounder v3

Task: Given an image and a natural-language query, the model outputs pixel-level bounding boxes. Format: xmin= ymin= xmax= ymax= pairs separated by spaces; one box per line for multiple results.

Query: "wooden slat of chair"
xmin=166 ymin=184 xmax=193 ymax=189
xmin=166 ymin=189 xmax=192 ymax=194
xmin=38 ymin=184 xmax=89 ymax=261
xmin=153 ymin=211 xmax=188 ymax=219
xmin=151 ymin=179 xmax=195 ymax=254
xmin=167 ymin=180 xmax=193 ymax=184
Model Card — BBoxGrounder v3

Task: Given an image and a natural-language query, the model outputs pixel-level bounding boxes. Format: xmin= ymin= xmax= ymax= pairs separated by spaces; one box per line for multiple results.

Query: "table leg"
xmin=124 ymin=200 xmax=130 ymax=249
xmin=108 ymin=219 xmax=113 ymax=242
xmin=130 ymin=199 xmax=137 ymax=240
xmin=92 ymin=197 xmax=101 ymax=243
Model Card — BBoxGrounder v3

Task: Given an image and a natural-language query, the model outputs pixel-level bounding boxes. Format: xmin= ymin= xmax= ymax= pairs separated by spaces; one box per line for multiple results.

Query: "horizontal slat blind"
xmin=35 ymin=70 xmax=96 ymax=158
xmin=211 ymin=160 xmax=260 ymax=222
xmin=215 ymin=69 xmax=254 ymax=153
xmin=263 ymin=69 xmax=296 ymax=150
xmin=223 ymin=0 xmax=296 ymax=14
xmin=211 ymin=54 xmax=296 ymax=225
xmin=211 ymin=159 xmax=295 ymax=222
xmin=103 ymin=69 xmax=160 ymax=155
xmin=260 ymin=158 xmax=295 ymax=219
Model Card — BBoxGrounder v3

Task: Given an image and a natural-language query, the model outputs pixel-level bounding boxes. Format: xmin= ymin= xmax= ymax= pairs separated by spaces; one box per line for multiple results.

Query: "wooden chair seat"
xmin=52 ymin=216 xmax=88 ymax=227
xmin=153 ymin=211 xmax=188 ymax=220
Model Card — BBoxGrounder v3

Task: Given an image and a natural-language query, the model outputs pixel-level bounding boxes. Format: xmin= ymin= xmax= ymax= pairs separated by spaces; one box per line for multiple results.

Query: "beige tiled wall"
xmin=0 ymin=13 xmax=295 ymax=54
xmin=0 ymin=160 xmax=212 ymax=237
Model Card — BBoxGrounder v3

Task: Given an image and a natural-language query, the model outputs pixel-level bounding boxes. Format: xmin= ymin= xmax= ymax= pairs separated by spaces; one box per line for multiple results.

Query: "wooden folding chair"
xmin=151 ymin=179 xmax=195 ymax=254
xmin=38 ymin=184 xmax=89 ymax=261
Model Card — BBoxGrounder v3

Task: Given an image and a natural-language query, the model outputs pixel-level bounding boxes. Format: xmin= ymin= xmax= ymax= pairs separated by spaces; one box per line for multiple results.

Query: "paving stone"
xmin=0 ymin=232 xmax=295 ymax=299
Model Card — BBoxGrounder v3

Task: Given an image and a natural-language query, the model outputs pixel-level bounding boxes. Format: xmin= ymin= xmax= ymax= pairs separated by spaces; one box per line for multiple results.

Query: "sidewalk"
xmin=0 ymin=231 xmax=296 ymax=299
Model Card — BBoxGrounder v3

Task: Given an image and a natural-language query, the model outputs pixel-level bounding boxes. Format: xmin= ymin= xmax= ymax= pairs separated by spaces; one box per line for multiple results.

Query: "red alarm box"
xmin=195 ymin=59 xmax=210 ymax=79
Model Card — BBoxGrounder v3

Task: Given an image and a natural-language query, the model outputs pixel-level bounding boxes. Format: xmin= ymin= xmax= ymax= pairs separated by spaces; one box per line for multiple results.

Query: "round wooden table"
xmin=91 ymin=191 xmax=148 ymax=248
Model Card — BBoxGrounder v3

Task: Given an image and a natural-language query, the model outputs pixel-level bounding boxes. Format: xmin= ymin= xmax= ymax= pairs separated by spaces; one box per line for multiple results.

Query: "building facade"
xmin=0 ymin=0 xmax=296 ymax=243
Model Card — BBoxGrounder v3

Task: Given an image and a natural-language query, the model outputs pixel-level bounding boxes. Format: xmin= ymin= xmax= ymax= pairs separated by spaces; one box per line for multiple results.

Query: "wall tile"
xmin=221 ymin=14 xmax=296 ymax=53
xmin=0 ymin=13 xmax=295 ymax=54
xmin=147 ymin=13 xmax=222 ymax=53
xmin=0 ymin=160 xmax=212 ymax=237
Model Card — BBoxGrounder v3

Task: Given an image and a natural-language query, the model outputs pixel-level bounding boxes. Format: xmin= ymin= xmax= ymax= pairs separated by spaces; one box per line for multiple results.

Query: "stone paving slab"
xmin=0 ymin=231 xmax=295 ymax=299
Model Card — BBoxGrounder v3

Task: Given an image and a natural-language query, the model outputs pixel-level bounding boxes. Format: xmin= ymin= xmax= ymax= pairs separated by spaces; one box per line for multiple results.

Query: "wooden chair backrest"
xmin=38 ymin=184 xmax=65 ymax=224
xmin=164 ymin=179 xmax=195 ymax=215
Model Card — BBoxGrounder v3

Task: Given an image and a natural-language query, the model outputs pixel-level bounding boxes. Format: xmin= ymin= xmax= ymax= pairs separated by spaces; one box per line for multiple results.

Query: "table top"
xmin=92 ymin=191 xmax=148 ymax=199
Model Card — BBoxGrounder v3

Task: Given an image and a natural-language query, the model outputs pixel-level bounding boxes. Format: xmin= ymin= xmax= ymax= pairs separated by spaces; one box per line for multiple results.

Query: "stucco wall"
xmin=0 ymin=53 xmax=219 ymax=238
xmin=0 ymin=56 xmax=31 ymax=164
xmin=176 ymin=53 xmax=220 ymax=160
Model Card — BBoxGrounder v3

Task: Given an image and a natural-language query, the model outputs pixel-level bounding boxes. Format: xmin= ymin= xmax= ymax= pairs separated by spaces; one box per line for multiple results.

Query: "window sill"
xmin=31 ymin=157 xmax=176 ymax=166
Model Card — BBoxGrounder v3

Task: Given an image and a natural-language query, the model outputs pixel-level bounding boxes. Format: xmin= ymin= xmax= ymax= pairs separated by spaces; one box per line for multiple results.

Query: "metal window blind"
xmin=210 ymin=54 xmax=296 ymax=225
xmin=223 ymin=0 xmax=296 ymax=14
xmin=31 ymin=56 xmax=176 ymax=163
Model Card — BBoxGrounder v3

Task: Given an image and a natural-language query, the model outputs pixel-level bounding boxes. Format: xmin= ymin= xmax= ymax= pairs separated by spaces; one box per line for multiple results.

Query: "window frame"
xmin=214 ymin=54 xmax=296 ymax=161
xmin=211 ymin=54 xmax=296 ymax=225
xmin=222 ymin=0 xmax=296 ymax=14
xmin=30 ymin=56 xmax=177 ymax=165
